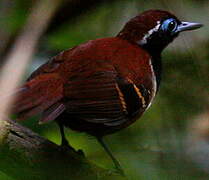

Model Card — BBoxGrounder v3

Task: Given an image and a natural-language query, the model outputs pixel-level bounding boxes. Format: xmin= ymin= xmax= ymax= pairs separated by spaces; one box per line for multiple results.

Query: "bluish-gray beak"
xmin=177 ymin=21 xmax=203 ymax=32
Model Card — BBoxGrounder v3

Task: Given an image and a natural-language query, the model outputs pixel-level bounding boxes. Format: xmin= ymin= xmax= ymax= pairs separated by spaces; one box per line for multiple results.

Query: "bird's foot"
xmin=106 ymin=168 xmax=125 ymax=177
xmin=60 ymin=140 xmax=85 ymax=157
xmin=60 ymin=139 xmax=76 ymax=152
xmin=114 ymin=166 xmax=125 ymax=177
xmin=77 ymin=149 xmax=85 ymax=157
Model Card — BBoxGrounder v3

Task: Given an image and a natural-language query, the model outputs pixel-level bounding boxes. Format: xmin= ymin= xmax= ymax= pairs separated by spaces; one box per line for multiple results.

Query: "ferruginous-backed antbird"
xmin=13 ymin=10 xmax=203 ymax=175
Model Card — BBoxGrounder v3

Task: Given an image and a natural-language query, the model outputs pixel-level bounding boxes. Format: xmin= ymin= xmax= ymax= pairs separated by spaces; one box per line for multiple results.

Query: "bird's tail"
xmin=11 ymin=73 xmax=64 ymax=122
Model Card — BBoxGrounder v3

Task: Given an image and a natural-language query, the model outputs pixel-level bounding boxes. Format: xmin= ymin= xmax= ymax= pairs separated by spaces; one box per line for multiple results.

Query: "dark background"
xmin=0 ymin=0 xmax=208 ymax=179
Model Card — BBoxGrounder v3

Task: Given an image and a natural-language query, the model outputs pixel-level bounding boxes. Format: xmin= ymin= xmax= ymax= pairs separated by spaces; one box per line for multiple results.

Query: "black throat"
xmin=150 ymin=54 xmax=162 ymax=91
xmin=139 ymin=42 xmax=163 ymax=91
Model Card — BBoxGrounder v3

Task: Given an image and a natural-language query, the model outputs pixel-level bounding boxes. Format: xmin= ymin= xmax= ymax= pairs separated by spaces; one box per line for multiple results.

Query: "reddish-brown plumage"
xmin=14 ymin=37 xmax=154 ymax=136
xmin=13 ymin=9 xmax=203 ymax=138
xmin=12 ymin=9 xmax=202 ymax=173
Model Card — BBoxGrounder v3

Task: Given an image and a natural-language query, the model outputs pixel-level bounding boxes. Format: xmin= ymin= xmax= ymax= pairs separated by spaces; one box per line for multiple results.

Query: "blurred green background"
xmin=0 ymin=0 xmax=208 ymax=179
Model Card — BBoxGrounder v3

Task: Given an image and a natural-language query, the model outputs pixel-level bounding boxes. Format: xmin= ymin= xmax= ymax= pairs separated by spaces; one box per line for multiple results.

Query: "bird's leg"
xmin=58 ymin=122 xmax=70 ymax=147
xmin=97 ymin=137 xmax=125 ymax=176
xmin=57 ymin=122 xmax=85 ymax=156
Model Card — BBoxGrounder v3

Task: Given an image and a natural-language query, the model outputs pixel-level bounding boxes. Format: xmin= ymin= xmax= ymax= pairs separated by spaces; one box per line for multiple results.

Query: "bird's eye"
xmin=161 ymin=18 xmax=178 ymax=33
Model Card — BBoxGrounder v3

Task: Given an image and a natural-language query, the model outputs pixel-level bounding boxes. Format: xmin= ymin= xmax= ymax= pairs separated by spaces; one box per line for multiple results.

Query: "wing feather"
xmin=63 ymin=69 xmax=129 ymax=125
xmin=40 ymin=102 xmax=66 ymax=124
xmin=13 ymin=73 xmax=64 ymax=121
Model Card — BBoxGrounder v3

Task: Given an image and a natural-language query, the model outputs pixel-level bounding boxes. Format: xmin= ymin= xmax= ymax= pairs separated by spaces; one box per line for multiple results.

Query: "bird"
xmin=13 ymin=9 xmax=202 ymax=175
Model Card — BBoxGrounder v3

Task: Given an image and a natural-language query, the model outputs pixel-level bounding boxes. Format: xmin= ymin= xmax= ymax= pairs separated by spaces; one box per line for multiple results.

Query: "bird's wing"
xmin=13 ymin=46 xmax=145 ymax=126
xmin=62 ymin=59 xmax=144 ymax=126
xmin=64 ymin=73 xmax=127 ymax=126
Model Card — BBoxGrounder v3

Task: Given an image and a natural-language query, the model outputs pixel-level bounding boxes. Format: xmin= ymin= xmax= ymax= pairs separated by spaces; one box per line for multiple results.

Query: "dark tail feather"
xmin=12 ymin=85 xmax=45 ymax=115
xmin=40 ymin=102 xmax=66 ymax=124
xmin=12 ymin=74 xmax=64 ymax=121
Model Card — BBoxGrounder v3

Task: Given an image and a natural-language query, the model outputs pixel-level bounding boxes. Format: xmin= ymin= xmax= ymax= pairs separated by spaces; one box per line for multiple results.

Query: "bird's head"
xmin=117 ymin=10 xmax=203 ymax=56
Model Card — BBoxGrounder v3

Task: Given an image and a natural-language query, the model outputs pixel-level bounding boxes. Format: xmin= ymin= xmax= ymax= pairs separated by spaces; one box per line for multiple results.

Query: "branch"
xmin=0 ymin=119 xmax=125 ymax=180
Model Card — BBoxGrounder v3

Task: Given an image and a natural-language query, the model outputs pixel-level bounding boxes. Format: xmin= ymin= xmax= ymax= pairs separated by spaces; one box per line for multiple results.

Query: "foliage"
xmin=0 ymin=0 xmax=208 ymax=179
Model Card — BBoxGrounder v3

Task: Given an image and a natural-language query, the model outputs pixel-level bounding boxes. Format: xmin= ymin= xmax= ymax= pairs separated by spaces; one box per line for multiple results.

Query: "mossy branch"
xmin=0 ymin=119 xmax=125 ymax=180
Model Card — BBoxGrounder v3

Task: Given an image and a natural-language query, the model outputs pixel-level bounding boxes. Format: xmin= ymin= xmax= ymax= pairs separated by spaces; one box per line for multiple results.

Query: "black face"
xmin=140 ymin=18 xmax=180 ymax=55
xmin=139 ymin=17 xmax=202 ymax=56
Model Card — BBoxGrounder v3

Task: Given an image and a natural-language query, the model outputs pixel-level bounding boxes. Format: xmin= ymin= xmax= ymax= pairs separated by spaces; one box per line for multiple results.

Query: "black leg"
xmin=58 ymin=122 xmax=70 ymax=147
xmin=97 ymin=137 xmax=125 ymax=176
xmin=57 ymin=122 xmax=84 ymax=156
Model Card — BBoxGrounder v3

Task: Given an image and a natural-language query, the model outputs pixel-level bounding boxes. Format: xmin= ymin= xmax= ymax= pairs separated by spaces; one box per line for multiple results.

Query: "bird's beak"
xmin=177 ymin=21 xmax=203 ymax=32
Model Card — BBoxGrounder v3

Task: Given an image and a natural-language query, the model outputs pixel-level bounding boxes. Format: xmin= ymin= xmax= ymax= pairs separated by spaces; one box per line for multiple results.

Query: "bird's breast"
xmin=110 ymin=45 xmax=158 ymax=118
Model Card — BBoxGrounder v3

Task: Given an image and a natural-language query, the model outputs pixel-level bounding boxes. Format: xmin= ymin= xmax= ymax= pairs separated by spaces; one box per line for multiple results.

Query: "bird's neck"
xmin=116 ymin=35 xmax=162 ymax=90
xmin=119 ymin=36 xmax=162 ymax=90
xmin=150 ymin=54 xmax=162 ymax=91
xmin=136 ymin=41 xmax=163 ymax=91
